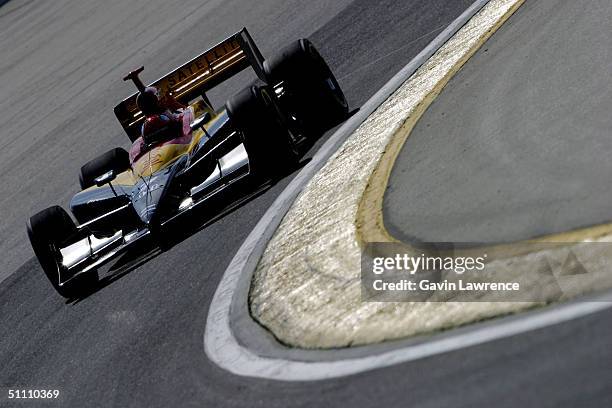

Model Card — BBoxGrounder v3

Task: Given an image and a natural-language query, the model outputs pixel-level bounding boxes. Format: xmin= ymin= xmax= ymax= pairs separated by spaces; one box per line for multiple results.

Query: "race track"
xmin=1 ymin=0 xmax=611 ymax=407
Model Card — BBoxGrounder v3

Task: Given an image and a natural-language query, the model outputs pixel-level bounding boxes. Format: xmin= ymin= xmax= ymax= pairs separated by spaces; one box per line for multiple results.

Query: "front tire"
xmin=27 ymin=206 xmax=98 ymax=298
xmin=79 ymin=147 xmax=130 ymax=190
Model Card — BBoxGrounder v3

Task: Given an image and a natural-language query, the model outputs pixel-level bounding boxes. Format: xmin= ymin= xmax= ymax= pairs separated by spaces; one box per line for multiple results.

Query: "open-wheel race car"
xmin=27 ymin=28 xmax=348 ymax=298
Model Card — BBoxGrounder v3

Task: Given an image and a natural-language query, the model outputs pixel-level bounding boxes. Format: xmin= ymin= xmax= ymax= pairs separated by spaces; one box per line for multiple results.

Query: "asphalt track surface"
xmin=385 ymin=0 xmax=612 ymax=244
xmin=1 ymin=0 xmax=611 ymax=407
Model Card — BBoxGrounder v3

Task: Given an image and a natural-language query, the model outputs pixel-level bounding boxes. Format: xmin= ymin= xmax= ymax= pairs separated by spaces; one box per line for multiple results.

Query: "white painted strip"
xmin=206 ymin=296 xmax=611 ymax=381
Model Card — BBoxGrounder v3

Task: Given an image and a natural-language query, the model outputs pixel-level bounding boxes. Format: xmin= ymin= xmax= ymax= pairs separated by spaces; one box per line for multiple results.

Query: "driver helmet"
xmin=137 ymin=87 xmax=162 ymax=116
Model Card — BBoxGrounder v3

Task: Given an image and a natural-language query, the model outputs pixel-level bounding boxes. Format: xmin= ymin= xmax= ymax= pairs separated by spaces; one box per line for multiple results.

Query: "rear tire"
xmin=79 ymin=147 xmax=130 ymax=190
xmin=27 ymin=206 xmax=98 ymax=298
xmin=226 ymin=85 xmax=297 ymax=179
xmin=264 ymin=39 xmax=348 ymax=130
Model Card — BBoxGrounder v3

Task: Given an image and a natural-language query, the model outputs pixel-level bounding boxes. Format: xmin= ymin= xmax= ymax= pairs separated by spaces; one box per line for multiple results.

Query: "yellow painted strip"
xmin=356 ymin=1 xmax=526 ymax=246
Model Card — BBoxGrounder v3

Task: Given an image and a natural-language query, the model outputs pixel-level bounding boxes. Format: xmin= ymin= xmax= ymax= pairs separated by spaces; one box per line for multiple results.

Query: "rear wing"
xmin=114 ymin=28 xmax=266 ymax=141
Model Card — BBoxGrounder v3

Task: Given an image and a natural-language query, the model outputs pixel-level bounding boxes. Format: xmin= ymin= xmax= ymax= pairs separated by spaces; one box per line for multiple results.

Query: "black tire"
xmin=264 ymin=39 xmax=348 ymax=129
xmin=27 ymin=206 xmax=98 ymax=298
xmin=226 ymin=85 xmax=297 ymax=178
xmin=79 ymin=147 xmax=130 ymax=190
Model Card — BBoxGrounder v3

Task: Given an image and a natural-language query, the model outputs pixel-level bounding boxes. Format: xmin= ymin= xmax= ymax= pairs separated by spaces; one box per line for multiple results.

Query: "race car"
xmin=26 ymin=28 xmax=348 ymax=298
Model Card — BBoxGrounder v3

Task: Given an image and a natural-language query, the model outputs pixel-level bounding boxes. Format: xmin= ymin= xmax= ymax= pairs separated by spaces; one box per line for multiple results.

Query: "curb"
xmin=249 ymin=0 xmax=526 ymax=349
xmin=204 ymin=0 xmax=535 ymax=380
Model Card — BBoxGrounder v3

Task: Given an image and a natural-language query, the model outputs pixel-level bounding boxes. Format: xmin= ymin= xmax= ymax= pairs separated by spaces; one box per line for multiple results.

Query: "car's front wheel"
xmin=27 ymin=206 xmax=98 ymax=299
xmin=79 ymin=147 xmax=130 ymax=190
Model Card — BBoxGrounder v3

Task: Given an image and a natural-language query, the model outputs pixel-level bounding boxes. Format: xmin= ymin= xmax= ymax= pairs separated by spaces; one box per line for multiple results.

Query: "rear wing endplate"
xmin=114 ymin=28 xmax=266 ymax=141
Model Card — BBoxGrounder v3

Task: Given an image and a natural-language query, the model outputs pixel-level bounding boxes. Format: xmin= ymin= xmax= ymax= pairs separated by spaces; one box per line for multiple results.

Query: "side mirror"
xmin=94 ymin=170 xmax=117 ymax=187
xmin=190 ymin=111 xmax=212 ymax=132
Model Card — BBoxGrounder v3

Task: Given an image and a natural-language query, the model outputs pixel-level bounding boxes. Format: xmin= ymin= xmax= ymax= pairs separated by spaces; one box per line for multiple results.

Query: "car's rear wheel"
xmin=79 ymin=147 xmax=130 ymax=190
xmin=27 ymin=206 xmax=98 ymax=298
xmin=226 ymin=85 xmax=297 ymax=179
xmin=264 ymin=38 xmax=348 ymax=131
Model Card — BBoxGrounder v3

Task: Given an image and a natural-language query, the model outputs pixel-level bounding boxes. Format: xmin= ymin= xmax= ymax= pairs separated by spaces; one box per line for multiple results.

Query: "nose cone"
xmin=132 ymin=187 xmax=163 ymax=225
xmin=135 ymin=201 xmax=157 ymax=225
xmin=131 ymin=170 xmax=172 ymax=226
